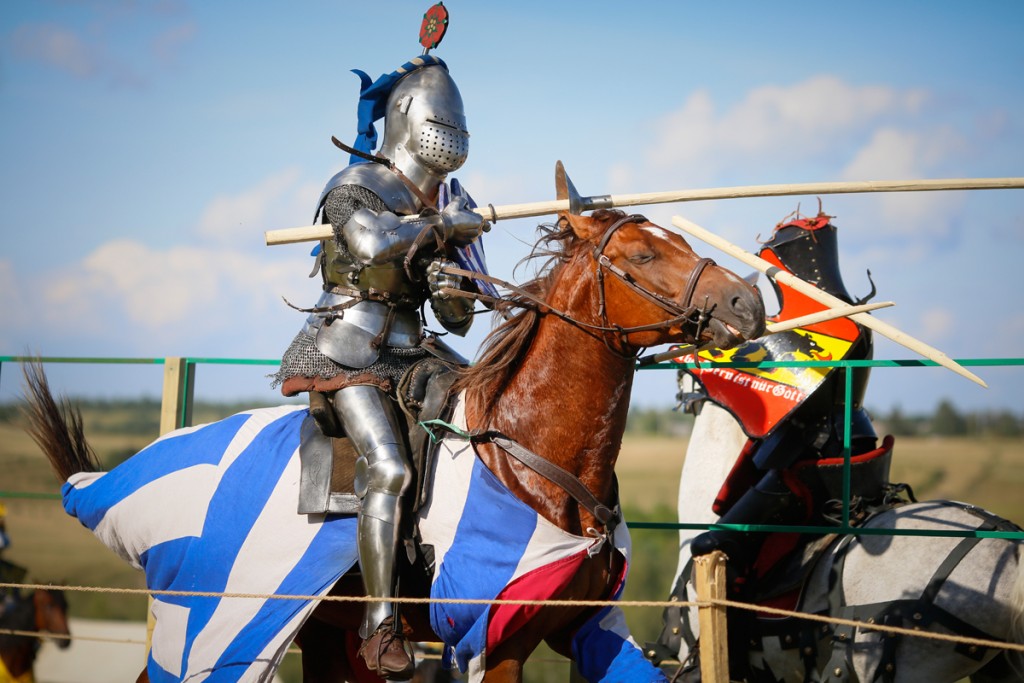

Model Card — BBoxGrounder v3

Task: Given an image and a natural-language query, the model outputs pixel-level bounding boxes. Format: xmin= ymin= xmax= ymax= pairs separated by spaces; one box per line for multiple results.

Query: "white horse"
xmin=662 ymin=381 xmax=1024 ymax=683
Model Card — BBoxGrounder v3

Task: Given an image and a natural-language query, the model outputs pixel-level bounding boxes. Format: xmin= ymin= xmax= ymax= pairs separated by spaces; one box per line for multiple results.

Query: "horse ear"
xmin=558 ymin=211 xmax=598 ymax=241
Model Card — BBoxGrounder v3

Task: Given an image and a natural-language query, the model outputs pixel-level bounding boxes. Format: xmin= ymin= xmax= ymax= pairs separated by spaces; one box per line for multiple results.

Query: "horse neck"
xmin=472 ymin=256 xmax=635 ymax=528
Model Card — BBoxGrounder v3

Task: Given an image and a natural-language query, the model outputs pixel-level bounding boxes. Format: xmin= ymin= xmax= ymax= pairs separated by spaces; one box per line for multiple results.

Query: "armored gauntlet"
xmin=440 ymin=196 xmax=486 ymax=247
xmin=427 ymin=258 xmax=473 ymax=334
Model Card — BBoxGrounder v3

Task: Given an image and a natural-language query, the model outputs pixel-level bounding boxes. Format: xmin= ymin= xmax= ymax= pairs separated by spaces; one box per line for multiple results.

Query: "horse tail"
xmin=20 ymin=360 xmax=102 ymax=481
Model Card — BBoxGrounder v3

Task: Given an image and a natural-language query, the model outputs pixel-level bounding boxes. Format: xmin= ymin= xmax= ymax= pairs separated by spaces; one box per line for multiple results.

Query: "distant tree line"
xmin=2 ymin=397 xmax=1019 ymax=438
xmin=874 ymin=399 xmax=1023 ymax=438
xmin=626 ymin=399 xmax=1023 ymax=438
xmin=0 ymin=397 xmax=289 ymax=435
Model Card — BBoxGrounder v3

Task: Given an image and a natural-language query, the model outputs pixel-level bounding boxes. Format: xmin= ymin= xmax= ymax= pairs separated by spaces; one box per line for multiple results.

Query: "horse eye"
xmin=628 ymin=253 xmax=654 ymax=265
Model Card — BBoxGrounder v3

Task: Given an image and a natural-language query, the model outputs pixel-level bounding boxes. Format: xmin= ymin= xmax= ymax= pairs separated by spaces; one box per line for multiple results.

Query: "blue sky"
xmin=2 ymin=1 xmax=1022 ymax=415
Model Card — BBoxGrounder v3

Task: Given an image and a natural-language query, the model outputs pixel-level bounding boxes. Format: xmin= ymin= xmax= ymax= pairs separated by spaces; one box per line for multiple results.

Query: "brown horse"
xmin=294 ymin=208 xmax=765 ymax=681
xmin=0 ymin=589 xmax=70 ymax=683
xmin=22 ymin=208 xmax=764 ymax=682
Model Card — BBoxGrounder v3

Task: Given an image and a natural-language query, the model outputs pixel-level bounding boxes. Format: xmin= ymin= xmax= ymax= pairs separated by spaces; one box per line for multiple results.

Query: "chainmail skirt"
xmin=271 ymin=330 xmax=427 ymax=397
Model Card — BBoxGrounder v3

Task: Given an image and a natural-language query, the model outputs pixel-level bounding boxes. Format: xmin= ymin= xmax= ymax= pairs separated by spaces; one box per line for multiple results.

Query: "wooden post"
xmin=159 ymin=357 xmax=194 ymax=435
xmin=694 ymin=551 xmax=730 ymax=683
xmin=147 ymin=357 xmax=195 ymax=651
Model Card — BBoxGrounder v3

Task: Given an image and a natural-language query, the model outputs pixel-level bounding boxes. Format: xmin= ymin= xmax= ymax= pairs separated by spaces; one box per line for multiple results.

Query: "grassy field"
xmin=2 ymin=408 xmax=1022 ymax=681
xmin=617 ymin=432 xmax=1024 ymax=521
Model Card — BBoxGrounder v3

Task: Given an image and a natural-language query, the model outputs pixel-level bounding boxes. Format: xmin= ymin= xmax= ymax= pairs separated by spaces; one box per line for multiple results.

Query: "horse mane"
xmin=454 ymin=209 xmax=628 ymax=418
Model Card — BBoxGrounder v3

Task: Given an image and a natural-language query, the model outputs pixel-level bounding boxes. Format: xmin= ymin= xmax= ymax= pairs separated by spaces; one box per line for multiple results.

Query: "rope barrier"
xmin=0 ymin=628 xmax=132 ymax=646
xmin=715 ymin=596 xmax=1024 ymax=653
xmin=4 ymin=582 xmax=1022 ymax=654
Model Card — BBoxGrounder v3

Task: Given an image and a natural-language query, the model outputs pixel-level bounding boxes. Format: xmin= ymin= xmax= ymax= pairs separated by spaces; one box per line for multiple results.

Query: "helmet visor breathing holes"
xmin=417 ymin=117 xmax=469 ymax=173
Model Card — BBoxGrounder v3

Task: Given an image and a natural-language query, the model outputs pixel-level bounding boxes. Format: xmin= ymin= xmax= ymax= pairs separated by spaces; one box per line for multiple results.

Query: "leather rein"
xmin=444 ymin=214 xmax=717 ymax=356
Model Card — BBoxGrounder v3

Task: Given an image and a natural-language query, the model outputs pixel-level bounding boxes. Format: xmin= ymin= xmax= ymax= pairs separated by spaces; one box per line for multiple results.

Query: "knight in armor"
xmin=272 ymin=51 xmax=487 ymax=679
xmin=689 ymin=216 xmax=880 ymax=588
xmin=0 ymin=502 xmax=28 ymax=620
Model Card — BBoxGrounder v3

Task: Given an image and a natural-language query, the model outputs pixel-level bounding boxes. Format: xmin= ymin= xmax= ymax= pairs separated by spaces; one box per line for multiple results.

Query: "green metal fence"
xmin=2 ymin=354 xmax=1022 ymax=542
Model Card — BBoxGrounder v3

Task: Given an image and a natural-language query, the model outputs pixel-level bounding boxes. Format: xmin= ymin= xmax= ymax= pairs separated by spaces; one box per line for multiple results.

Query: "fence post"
xmin=147 ymin=357 xmax=195 ymax=651
xmin=159 ymin=357 xmax=194 ymax=434
xmin=695 ymin=550 xmax=729 ymax=683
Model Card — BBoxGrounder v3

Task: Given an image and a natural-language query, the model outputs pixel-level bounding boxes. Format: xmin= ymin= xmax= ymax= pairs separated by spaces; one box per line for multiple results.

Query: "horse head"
xmin=33 ymin=589 xmax=70 ymax=650
xmin=558 ymin=209 xmax=766 ymax=352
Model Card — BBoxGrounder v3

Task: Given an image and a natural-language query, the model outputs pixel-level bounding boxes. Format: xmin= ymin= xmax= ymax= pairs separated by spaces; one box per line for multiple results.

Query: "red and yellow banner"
xmin=675 ymin=249 xmax=863 ymax=438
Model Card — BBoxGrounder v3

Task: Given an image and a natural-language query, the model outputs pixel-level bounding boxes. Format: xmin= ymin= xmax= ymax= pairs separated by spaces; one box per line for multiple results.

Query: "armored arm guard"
xmin=340 ymin=203 xmax=483 ymax=267
xmin=427 ymin=258 xmax=474 ymax=336
xmin=341 ymin=208 xmax=436 ymax=265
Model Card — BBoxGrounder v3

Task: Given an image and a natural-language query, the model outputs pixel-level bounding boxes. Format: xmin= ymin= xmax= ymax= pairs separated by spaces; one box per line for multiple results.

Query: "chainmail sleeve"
xmin=323 ymin=184 xmax=390 ymax=250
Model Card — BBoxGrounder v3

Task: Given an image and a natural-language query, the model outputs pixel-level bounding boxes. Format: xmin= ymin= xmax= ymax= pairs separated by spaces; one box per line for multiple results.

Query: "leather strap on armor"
xmin=285 ymin=285 xmax=421 ymax=315
xmin=332 ymin=135 xmax=393 ymax=169
xmin=329 ymin=135 xmax=439 ymax=209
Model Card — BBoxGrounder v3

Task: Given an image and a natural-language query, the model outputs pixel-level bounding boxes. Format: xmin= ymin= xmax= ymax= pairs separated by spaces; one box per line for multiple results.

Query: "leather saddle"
xmin=296 ymin=352 xmax=463 ymax=516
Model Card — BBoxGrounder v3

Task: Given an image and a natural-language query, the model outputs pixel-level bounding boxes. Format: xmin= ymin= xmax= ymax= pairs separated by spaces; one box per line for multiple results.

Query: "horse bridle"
xmin=591 ymin=214 xmax=717 ymax=352
xmin=439 ymin=214 xmax=718 ymax=355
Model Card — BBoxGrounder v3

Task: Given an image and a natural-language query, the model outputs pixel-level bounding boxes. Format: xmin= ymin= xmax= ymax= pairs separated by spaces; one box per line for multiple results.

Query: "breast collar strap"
xmin=474 ymin=431 xmax=622 ymax=538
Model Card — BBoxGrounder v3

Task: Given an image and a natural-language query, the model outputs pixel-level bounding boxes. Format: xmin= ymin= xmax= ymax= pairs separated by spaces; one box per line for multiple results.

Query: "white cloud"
xmin=841 ymin=126 xmax=966 ymax=180
xmin=645 ymin=76 xmax=929 ymax=181
xmin=839 ymin=127 xmax=968 ymax=238
xmin=40 ymin=240 xmax=310 ymax=341
xmin=197 ymin=167 xmax=310 ymax=242
xmin=11 ymin=23 xmax=105 ymax=79
xmin=626 ymin=76 xmax=985 ymax=252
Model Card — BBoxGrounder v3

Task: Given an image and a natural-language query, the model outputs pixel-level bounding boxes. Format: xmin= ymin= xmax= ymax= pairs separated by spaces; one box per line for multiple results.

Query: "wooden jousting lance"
xmin=264 ymin=176 xmax=1024 ymax=246
xmin=671 ymin=215 xmax=988 ymax=388
xmin=264 ymin=161 xmax=1007 ymax=387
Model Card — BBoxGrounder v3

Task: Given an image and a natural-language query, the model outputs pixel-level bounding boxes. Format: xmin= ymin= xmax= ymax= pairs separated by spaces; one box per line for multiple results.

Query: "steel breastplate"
xmin=305 ymin=164 xmax=434 ymax=368
xmin=305 ymin=289 xmax=423 ymax=368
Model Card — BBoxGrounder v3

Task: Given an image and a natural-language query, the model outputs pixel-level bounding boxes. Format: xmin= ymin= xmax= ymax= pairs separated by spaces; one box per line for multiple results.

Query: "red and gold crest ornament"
xmin=420 ymin=2 xmax=449 ymax=51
